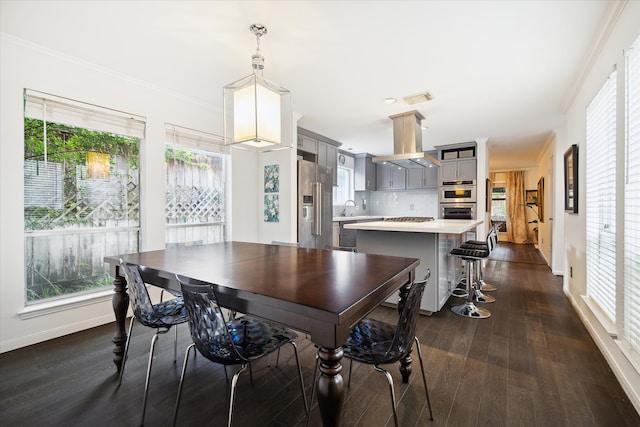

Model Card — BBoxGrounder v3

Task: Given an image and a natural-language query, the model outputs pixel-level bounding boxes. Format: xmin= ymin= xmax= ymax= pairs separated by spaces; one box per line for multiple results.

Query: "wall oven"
xmin=439 ymin=182 xmax=476 ymax=204
xmin=440 ymin=203 xmax=476 ymax=220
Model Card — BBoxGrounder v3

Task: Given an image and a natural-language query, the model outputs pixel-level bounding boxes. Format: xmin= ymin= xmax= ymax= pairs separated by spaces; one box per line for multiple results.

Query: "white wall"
xmin=556 ymin=0 xmax=640 ymax=412
xmin=0 ymin=33 xmax=297 ymax=352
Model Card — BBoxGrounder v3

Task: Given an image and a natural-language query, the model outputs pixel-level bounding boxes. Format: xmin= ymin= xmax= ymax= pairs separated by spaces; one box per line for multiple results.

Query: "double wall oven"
xmin=439 ymin=180 xmax=476 ymax=220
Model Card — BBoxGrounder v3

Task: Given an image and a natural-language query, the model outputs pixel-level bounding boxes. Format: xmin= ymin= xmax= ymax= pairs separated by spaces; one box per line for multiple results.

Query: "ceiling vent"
xmin=403 ymin=91 xmax=433 ymax=105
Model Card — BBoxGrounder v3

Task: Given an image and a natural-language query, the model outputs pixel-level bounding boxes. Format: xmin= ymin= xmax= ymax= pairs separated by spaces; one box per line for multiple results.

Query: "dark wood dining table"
xmin=104 ymin=241 xmax=419 ymax=427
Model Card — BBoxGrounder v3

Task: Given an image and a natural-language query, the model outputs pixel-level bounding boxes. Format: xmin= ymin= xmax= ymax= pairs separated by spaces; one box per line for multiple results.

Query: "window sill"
xmin=581 ymin=294 xmax=617 ymax=338
xmin=19 ymin=289 xmax=114 ymax=320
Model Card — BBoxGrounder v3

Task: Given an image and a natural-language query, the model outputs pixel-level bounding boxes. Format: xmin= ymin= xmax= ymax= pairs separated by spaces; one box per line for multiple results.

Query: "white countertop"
xmin=332 ymin=216 xmax=384 ymax=222
xmin=343 ymin=219 xmax=482 ymax=234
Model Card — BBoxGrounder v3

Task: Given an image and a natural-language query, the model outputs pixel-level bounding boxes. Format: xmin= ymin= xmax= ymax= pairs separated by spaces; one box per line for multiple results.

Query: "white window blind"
xmin=585 ymin=70 xmax=617 ymax=323
xmin=24 ymin=89 xmax=146 ymax=139
xmin=623 ymin=34 xmax=640 ymax=364
xmin=165 ymin=123 xmax=224 ymax=153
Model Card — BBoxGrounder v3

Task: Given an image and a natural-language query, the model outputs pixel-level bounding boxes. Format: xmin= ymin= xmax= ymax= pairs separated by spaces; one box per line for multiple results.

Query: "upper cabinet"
xmin=436 ymin=143 xmax=477 ymax=183
xmin=405 ymin=150 xmax=438 ymax=189
xmin=317 ymin=141 xmax=337 ymax=186
xmin=354 ymin=154 xmax=376 ymax=191
xmin=376 ymin=164 xmax=405 ymax=190
xmin=297 ymin=134 xmax=317 ymax=154
xmin=297 ymin=127 xmax=341 ymax=185
xmin=406 ymin=165 xmax=438 ymax=189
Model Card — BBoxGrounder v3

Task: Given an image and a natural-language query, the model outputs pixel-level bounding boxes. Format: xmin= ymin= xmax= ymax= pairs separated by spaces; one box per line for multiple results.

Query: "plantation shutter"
xmin=24 ymin=89 xmax=145 ymax=139
xmin=623 ymin=35 xmax=640 ymax=365
xmin=585 ymin=70 xmax=617 ymax=323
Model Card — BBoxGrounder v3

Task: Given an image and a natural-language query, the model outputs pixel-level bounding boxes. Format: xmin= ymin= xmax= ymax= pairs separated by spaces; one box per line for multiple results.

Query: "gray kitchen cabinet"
xmin=436 ymin=143 xmax=477 ymax=182
xmin=440 ymin=158 xmax=476 ymax=182
xmin=406 ymin=165 xmax=438 ymax=189
xmin=318 ymin=141 xmax=337 ymax=186
xmin=424 ymin=164 xmax=438 ymax=188
xmin=297 ymin=134 xmax=317 ymax=154
xmin=406 ymin=168 xmax=425 ymax=189
xmin=376 ymin=164 xmax=405 ymax=190
xmin=355 ymin=154 xmax=376 ymax=191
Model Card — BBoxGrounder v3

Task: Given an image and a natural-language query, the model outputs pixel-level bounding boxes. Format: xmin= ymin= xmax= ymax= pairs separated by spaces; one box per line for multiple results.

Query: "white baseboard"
xmin=0 ymin=314 xmax=115 ymax=353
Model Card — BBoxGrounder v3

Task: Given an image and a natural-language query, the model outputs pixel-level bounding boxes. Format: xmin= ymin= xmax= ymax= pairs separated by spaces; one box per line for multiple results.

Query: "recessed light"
xmin=384 ymin=97 xmax=397 ymax=104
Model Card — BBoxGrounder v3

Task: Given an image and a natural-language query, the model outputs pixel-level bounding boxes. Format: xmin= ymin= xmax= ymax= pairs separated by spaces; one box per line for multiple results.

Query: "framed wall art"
xmin=564 ymin=144 xmax=578 ymax=214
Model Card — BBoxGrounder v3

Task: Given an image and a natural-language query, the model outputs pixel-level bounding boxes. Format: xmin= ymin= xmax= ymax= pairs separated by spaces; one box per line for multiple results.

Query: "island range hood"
xmin=373 ymin=110 xmax=441 ymax=168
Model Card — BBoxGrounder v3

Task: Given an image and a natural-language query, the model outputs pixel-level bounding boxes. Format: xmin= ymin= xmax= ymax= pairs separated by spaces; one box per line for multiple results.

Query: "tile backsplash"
xmin=333 ymin=189 xmax=438 ymax=218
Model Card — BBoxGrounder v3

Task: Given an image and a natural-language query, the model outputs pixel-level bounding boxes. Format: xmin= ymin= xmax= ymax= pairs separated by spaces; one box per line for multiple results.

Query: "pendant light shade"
xmin=223 ymin=24 xmax=292 ymax=152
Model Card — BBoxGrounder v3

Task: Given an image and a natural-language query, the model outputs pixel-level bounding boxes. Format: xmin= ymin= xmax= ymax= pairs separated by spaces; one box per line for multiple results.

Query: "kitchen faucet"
xmin=343 ymin=199 xmax=356 ymax=216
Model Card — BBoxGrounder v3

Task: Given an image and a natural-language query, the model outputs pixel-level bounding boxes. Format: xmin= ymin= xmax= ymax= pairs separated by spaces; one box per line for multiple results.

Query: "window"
xmin=333 ymin=166 xmax=354 ymax=206
xmin=491 ymin=185 xmax=507 ymax=232
xmin=584 ymin=33 xmax=640 ymax=370
xmin=623 ymin=34 xmax=640 ymax=366
xmin=24 ymin=90 xmax=143 ymax=303
xmin=585 ymin=70 xmax=617 ymax=323
xmin=165 ymin=125 xmax=226 ymax=247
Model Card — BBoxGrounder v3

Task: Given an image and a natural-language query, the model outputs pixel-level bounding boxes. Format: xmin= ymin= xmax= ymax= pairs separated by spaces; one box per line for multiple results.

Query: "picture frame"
xmin=486 ymin=178 xmax=491 ymax=212
xmin=537 ymin=177 xmax=544 ymax=223
xmin=526 ymin=189 xmax=538 ymax=206
xmin=564 ymin=144 xmax=578 ymax=213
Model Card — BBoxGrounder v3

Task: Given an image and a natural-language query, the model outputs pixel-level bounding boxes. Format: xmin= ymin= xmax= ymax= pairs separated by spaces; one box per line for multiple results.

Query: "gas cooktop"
xmin=383 ymin=216 xmax=435 ymax=223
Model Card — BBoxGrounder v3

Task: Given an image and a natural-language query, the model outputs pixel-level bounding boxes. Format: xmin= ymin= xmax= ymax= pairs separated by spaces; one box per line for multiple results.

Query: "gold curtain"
xmin=506 ymin=170 xmax=528 ymax=243
xmin=489 ymin=172 xmax=496 ymax=222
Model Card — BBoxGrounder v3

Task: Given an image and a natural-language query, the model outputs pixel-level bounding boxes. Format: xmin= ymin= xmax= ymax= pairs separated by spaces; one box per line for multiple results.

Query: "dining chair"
xmin=173 ymin=275 xmax=308 ymax=427
xmin=117 ymin=259 xmax=189 ymax=427
xmin=307 ymin=270 xmax=433 ymax=427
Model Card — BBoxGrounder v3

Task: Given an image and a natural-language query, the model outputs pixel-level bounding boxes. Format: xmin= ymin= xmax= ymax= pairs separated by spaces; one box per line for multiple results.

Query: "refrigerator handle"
xmin=313 ymin=182 xmax=321 ymax=236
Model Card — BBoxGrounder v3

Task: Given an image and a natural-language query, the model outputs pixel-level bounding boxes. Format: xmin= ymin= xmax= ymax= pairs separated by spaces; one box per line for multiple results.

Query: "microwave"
xmin=439 ymin=184 xmax=476 ymax=203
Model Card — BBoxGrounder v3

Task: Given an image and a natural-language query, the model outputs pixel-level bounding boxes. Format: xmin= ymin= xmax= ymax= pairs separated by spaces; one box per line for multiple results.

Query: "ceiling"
xmin=1 ymin=1 xmax=611 ymax=170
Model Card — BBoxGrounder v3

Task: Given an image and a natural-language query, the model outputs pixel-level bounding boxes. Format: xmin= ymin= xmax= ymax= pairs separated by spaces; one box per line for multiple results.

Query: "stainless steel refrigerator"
xmin=298 ymin=160 xmax=333 ymax=249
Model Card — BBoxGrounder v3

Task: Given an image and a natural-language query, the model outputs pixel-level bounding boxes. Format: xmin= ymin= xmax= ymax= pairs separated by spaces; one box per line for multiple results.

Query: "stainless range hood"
xmin=373 ymin=111 xmax=441 ymax=168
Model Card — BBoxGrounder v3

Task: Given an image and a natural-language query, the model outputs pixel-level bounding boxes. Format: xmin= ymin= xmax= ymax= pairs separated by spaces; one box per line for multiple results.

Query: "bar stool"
xmin=461 ymin=225 xmax=498 ymax=293
xmin=450 ymin=236 xmax=493 ymax=318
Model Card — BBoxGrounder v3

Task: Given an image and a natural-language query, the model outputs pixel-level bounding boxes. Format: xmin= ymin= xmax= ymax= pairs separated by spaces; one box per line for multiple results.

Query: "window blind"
xmin=24 ymin=89 xmax=146 ymax=139
xmin=623 ymin=34 xmax=640 ymax=364
xmin=165 ymin=124 xmax=224 ymax=154
xmin=585 ymin=70 xmax=617 ymax=323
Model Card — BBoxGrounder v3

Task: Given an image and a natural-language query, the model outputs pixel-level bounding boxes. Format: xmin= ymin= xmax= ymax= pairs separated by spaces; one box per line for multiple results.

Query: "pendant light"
xmin=223 ymin=24 xmax=292 ymax=152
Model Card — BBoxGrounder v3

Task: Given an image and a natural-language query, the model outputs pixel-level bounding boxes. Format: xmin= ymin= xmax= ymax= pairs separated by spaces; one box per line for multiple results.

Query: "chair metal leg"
xmin=118 ymin=315 xmax=136 ymax=386
xmin=374 ymin=365 xmax=399 ymax=427
xmin=228 ymin=364 xmax=248 ymax=427
xmin=173 ymin=343 xmax=196 ymax=427
xmin=173 ymin=326 xmax=178 ymax=362
xmin=140 ymin=332 xmax=160 ymax=426
xmin=288 ymin=341 xmax=309 ymax=415
xmin=477 ymin=259 xmax=497 ymax=291
xmin=414 ymin=337 xmax=433 ymax=421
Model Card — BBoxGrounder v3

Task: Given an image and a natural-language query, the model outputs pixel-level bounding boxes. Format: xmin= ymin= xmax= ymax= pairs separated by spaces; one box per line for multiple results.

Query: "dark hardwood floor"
xmin=1 ymin=243 xmax=638 ymax=426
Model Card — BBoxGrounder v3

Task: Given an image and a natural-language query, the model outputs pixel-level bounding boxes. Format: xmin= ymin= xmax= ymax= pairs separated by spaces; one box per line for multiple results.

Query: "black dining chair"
xmin=117 ymin=259 xmax=189 ymax=427
xmin=173 ymin=275 xmax=308 ymax=427
xmin=307 ymin=270 xmax=434 ymax=426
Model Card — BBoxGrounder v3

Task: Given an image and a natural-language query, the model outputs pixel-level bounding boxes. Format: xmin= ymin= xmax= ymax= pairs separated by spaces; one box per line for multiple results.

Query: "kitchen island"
xmin=344 ymin=218 xmax=482 ymax=313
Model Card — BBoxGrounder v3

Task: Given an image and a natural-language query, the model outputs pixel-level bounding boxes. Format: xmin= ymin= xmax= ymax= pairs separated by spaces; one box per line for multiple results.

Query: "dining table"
xmin=104 ymin=241 xmax=419 ymax=427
